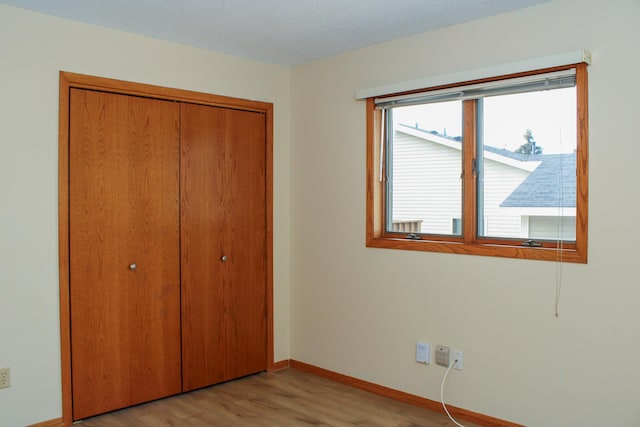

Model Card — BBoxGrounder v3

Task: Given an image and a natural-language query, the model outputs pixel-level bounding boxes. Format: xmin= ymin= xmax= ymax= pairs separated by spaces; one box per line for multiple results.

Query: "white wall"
xmin=290 ymin=0 xmax=640 ymax=426
xmin=0 ymin=4 xmax=291 ymax=426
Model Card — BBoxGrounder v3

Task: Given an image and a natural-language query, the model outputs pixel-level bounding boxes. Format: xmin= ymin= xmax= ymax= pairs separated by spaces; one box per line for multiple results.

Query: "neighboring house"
xmin=392 ymin=124 xmax=576 ymax=240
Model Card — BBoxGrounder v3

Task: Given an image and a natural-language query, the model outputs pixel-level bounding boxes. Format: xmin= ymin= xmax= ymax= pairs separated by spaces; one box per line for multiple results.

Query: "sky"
xmin=393 ymin=87 xmax=576 ymax=154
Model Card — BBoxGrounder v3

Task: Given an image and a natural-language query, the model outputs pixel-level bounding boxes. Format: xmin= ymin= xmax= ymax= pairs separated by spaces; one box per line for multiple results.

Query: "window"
xmin=366 ymin=63 xmax=588 ymax=263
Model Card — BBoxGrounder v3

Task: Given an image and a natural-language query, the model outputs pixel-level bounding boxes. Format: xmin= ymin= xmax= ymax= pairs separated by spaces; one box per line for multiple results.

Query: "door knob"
xmin=129 ymin=263 xmax=137 ymax=271
xmin=221 ymin=255 xmax=227 ymax=262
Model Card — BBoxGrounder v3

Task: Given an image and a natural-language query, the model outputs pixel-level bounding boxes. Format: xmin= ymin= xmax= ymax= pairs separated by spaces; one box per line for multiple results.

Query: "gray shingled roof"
xmin=499 ymin=153 xmax=576 ymax=208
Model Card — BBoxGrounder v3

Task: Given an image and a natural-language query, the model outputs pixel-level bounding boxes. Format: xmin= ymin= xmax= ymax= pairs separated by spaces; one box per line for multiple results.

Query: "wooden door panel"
xmin=69 ymin=89 xmax=130 ymax=418
xmin=180 ymin=103 xmax=228 ymax=391
xmin=224 ymin=109 xmax=267 ymax=379
xmin=180 ymin=104 xmax=267 ymax=390
xmin=69 ymin=89 xmax=181 ymax=420
xmin=124 ymin=96 xmax=182 ymax=406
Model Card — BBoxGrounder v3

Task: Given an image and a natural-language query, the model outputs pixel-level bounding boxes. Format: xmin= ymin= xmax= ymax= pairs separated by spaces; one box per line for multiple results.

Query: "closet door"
xmin=69 ymin=89 xmax=181 ymax=420
xmin=181 ymin=103 xmax=267 ymax=391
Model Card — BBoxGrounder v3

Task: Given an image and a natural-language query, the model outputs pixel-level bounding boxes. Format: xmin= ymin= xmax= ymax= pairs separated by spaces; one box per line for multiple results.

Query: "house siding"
xmin=528 ymin=215 xmax=576 ymax=240
xmin=391 ymin=130 xmax=529 ymax=237
xmin=391 ymin=131 xmax=461 ymax=235
xmin=481 ymin=159 xmax=529 ymax=238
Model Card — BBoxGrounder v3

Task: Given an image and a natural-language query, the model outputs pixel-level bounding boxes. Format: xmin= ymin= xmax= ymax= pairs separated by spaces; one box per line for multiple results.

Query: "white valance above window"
xmin=356 ymin=50 xmax=591 ymax=101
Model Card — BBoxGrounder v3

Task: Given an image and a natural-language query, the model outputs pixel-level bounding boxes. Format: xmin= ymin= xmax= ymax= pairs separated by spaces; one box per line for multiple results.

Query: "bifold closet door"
xmin=69 ymin=89 xmax=182 ymax=420
xmin=181 ymin=103 xmax=267 ymax=391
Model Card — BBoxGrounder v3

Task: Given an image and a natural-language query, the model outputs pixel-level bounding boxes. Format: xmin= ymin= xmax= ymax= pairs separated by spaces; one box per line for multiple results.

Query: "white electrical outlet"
xmin=435 ymin=345 xmax=450 ymax=367
xmin=416 ymin=341 xmax=431 ymax=364
xmin=453 ymin=350 xmax=464 ymax=370
xmin=0 ymin=367 xmax=10 ymax=389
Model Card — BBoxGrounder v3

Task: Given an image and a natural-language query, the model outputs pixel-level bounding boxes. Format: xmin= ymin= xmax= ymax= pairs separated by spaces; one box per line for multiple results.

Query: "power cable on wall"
xmin=440 ymin=358 xmax=465 ymax=427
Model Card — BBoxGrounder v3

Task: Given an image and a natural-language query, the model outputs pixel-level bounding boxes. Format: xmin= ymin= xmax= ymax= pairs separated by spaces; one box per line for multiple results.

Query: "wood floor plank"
xmin=76 ymin=369 xmax=481 ymax=427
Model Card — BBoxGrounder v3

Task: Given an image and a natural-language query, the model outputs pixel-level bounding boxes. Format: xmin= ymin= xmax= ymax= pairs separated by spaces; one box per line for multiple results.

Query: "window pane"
xmin=387 ymin=101 xmax=462 ymax=235
xmin=478 ymin=87 xmax=577 ymax=241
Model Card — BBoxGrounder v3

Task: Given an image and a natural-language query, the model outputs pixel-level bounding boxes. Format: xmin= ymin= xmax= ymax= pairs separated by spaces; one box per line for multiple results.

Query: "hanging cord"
xmin=555 ymin=229 xmax=564 ymax=317
xmin=554 ymin=131 xmax=565 ymax=318
xmin=440 ymin=359 xmax=465 ymax=427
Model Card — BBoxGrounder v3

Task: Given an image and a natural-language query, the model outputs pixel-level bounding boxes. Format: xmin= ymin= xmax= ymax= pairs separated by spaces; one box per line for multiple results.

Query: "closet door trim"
xmin=58 ymin=71 xmax=274 ymax=427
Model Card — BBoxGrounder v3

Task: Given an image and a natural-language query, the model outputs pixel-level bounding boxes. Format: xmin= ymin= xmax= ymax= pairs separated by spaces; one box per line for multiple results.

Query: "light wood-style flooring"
xmin=75 ymin=368 xmax=480 ymax=427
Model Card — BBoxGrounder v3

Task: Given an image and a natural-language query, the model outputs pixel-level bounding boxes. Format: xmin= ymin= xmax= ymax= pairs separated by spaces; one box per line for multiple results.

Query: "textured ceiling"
xmin=1 ymin=0 xmax=553 ymax=66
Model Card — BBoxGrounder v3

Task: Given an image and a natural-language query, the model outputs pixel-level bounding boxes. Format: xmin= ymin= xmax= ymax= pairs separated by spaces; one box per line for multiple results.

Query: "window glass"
xmin=388 ymin=101 xmax=462 ymax=235
xmin=479 ymin=87 xmax=576 ymax=241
